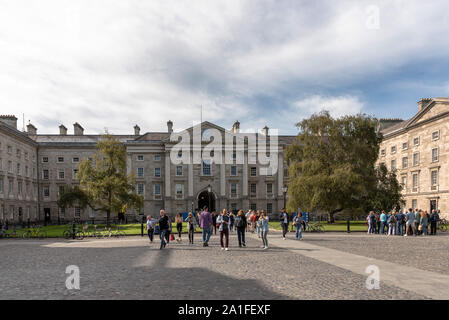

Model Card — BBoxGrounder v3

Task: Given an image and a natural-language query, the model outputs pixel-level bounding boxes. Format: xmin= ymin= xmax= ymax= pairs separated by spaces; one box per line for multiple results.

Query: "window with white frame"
xmin=154 ymin=184 xmax=161 ymax=195
xmin=391 ymin=146 xmax=396 ymax=154
xmin=413 ymin=137 xmax=420 ymax=146
xmin=137 ymin=167 xmax=144 ymax=177
xmin=8 ymin=180 xmax=13 ymax=194
xmin=10 ymin=206 xmax=14 ymax=220
xmin=176 ymin=166 xmax=183 ymax=176
xmin=431 ymin=170 xmax=438 ymax=187
xmin=8 ymin=161 xmax=12 ymax=173
xmin=42 ymin=156 xmax=48 ymax=163
xmin=58 ymin=170 xmax=65 ymax=180
xmin=43 ymin=186 xmax=50 ymax=197
xmin=26 ymin=207 xmax=30 ymax=219
xmin=154 ymin=168 xmax=161 ymax=177
xmin=16 ymin=163 xmax=20 ymax=175
xmin=137 ymin=155 xmax=144 ymax=161
xmin=391 ymin=159 xmax=396 ymax=171
xmin=267 ymin=203 xmax=273 ymax=214
xmin=432 ymin=130 xmax=440 ymax=140
xmin=250 ymin=167 xmax=257 ymax=176
xmin=202 ymin=160 xmax=211 ymax=176
xmin=413 ymin=153 xmax=419 ymax=166
xmin=431 ymin=148 xmax=439 ymax=162
xmin=402 ymin=157 xmax=408 ymax=169
xmin=154 ymin=154 xmax=161 ymax=161
xmin=230 ymin=165 xmax=237 ymax=176
xmin=402 ymin=142 xmax=408 ymax=150
xmin=267 ymin=183 xmax=273 ymax=194
xmin=401 ymin=176 xmax=406 ymax=190
xmin=176 ymin=184 xmax=183 ymax=196
xmin=412 ymin=173 xmax=419 ymax=191
xmin=230 ymin=183 xmax=237 ymax=197
xmin=73 ymin=168 xmax=78 ymax=179
xmin=380 ymin=149 xmax=386 ymax=156
xmin=137 ymin=183 xmax=144 ymax=196
xmin=74 ymin=207 xmax=81 ymax=217
xmin=57 ymin=156 xmax=64 ymax=163
xmin=58 ymin=185 xmax=65 ymax=196
xmin=412 ymin=199 xmax=417 ymax=210
xmin=250 ymin=183 xmax=256 ymax=195
xmin=43 ymin=169 xmax=49 ymax=180
xmin=72 ymin=157 xmax=80 ymax=163
xmin=17 ymin=181 xmax=22 ymax=195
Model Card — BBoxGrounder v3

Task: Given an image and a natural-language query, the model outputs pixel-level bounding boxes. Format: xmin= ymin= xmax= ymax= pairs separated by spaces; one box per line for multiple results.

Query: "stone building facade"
xmin=378 ymin=97 xmax=449 ymax=219
xmin=0 ymin=116 xmax=294 ymax=223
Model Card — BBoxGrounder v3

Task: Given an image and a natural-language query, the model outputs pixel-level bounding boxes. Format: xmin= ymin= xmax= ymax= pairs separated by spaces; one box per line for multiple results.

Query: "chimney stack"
xmin=232 ymin=120 xmax=240 ymax=133
xmin=26 ymin=122 xmax=37 ymax=135
xmin=418 ymin=98 xmax=432 ymax=112
xmin=134 ymin=124 xmax=140 ymax=136
xmin=59 ymin=124 xmax=67 ymax=135
xmin=73 ymin=122 xmax=84 ymax=135
xmin=262 ymin=125 xmax=269 ymax=136
xmin=167 ymin=120 xmax=173 ymax=133
xmin=0 ymin=115 xmax=18 ymax=129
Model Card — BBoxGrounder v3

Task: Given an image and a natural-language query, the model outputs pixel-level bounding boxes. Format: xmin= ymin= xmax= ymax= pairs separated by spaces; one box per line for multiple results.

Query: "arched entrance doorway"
xmin=197 ymin=190 xmax=216 ymax=212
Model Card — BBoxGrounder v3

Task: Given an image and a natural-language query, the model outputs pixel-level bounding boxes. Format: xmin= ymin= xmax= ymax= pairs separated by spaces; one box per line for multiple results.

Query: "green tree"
xmin=365 ymin=163 xmax=404 ymax=212
xmin=57 ymin=134 xmax=143 ymax=227
xmin=285 ymin=111 xmax=381 ymax=223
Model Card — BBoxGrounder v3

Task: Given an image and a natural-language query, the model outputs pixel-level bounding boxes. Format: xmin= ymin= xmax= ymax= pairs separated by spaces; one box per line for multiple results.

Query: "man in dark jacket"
xmin=280 ymin=208 xmax=289 ymax=239
xmin=429 ymin=209 xmax=440 ymax=235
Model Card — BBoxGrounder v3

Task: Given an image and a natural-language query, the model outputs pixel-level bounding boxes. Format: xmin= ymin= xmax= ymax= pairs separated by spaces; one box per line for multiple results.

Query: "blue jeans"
xmin=380 ymin=221 xmax=385 ymax=234
xmin=396 ymin=222 xmax=404 ymax=236
xmin=295 ymin=225 xmax=302 ymax=239
xmin=202 ymin=226 xmax=212 ymax=243
xmin=422 ymin=225 xmax=428 ymax=235
xmin=159 ymin=229 xmax=168 ymax=248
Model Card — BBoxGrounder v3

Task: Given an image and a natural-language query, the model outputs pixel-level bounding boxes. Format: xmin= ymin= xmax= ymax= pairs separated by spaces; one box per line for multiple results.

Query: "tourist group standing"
xmin=366 ymin=209 xmax=440 ymax=236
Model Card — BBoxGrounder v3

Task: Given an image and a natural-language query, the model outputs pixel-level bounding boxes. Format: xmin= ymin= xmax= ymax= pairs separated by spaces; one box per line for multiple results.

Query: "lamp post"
xmin=282 ymin=185 xmax=288 ymax=210
xmin=207 ymin=184 xmax=212 ymax=211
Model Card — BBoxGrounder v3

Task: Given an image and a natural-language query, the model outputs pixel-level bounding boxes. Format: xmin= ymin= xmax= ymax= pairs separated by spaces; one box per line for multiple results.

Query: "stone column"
xmin=165 ymin=152 xmax=171 ymax=197
xmin=243 ymin=151 xmax=248 ymax=197
xmin=188 ymin=161 xmax=194 ymax=197
xmin=278 ymin=152 xmax=284 ymax=196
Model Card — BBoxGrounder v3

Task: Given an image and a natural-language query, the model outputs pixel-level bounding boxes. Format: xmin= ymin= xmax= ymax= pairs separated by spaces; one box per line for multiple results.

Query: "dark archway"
xmin=197 ymin=191 xmax=216 ymax=212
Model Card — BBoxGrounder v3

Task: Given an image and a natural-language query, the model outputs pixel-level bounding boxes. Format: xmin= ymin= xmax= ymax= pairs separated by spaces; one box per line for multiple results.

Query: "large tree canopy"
xmin=285 ymin=111 xmax=382 ymax=223
xmin=57 ymin=134 xmax=143 ymax=226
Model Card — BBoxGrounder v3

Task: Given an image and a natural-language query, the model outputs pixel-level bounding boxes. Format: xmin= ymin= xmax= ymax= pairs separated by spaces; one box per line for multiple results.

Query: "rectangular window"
xmin=176 ymin=184 xmax=183 ymax=195
xmin=8 ymin=161 xmax=12 ymax=173
xmin=202 ymin=160 xmax=211 ymax=176
xmin=380 ymin=149 xmax=386 ymax=156
xmin=7 ymin=146 xmax=12 ymax=154
xmin=58 ymin=170 xmax=65 ymax=180
xmin=413 ymin=153 xmax=419 ymax=166
xmin=176 ymin=166 xmax=183 ymax=176
xmin=43 ymin=169 xmax=49 ymax=180
xmin=250 ymin=167 xmax=257 ymax=176
xmin=25 ymin=166 xmax=29 ymax=177
xmin=17 ymin=181 xmax=22 ymax=195
xmin=42 ymin=157 xmax=48 ymax=163
xmin=0 ymin=178 xmax=3 ymax=193
xmin=413 ymin=137 xmax=420 ymax=146
xmin=17 ymin=163 xmax=20 ymax=175
xmin=137 ymin=167 xmax=144 ymax=177
xmin=43 ymin=186 xmax=50 ymax=197
xmin=402 ymin=142 xmax=408 ymax=150
xmin=432 ymin=130 xmax=440 ymax=140
xmin=230 ymin=165 xmax=237 ymax=176
xmin=59 ymin=207 xmax=65 ymax=218
xmin=137 ymin=155 xmax=144 ymax=161
xmin=8 ymin=180 xmax=13 ymax=194
xmin=250 ymin=203 xmax=257 ymax=211
xmin=412 ymin=173 xmax=418 ymax=191
xmin=431 ymin=170 xmax=438 ymax=187
xmin=59 ymin=185 xmax=65 ymax=196
xmin=24 ymin=152 xmax=28 ymax=161
xmin=137 ymin=183 xmax=144 ymax=195
xmin=412 ymin=199 xmax=417 ymax=210
xmin=73 ymin=168 xmax=78 ymax=179
xmin=231 ymin=183 xmax=237 ymax=197
xmin=432 ymin=148 xmax=439 ymax=162
xmin=391 ymin=146 xmax=396 ymax=154
xmin=72 ymin=157 xmax=80 ymax=163
xmin=74 ymin=207 xmax=81 ymax=217
xmin=250 ymin=183 xmax=257 ymax=195
xmin=231 ymin=203 xmax=237 ymax=211
xmin=267 ymin=203 xmax=273 ymax=214
xmin=57 ymin=156 xmax=64 ymax=163
xmin=402 ymin=157 xmax=408 ymax=169
xmin=391 ymin=159 xmax=396 ymax=171
xmin=154 ymin=155 xmax=161 ymax=161
xmin=154 ymin=168 xmax=161 ymax=177
xmin=154 ymin=184 xmax=161 ymax=195
xmin=401 ymin=176 xmax=406 ymax=190
xmin=267 ymin=183 xmax=273 ymax=194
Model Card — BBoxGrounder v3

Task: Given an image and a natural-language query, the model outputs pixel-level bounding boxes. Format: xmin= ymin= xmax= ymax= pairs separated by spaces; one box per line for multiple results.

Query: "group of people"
xmin=366 ymin=209 xmax=440 ymax=236
xmin=145 ymin=207 xmax=304 ymax=250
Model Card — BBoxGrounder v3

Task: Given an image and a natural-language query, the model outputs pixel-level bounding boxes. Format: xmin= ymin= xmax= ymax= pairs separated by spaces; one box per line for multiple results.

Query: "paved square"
xmin=1 ymin=231 xmax=448 ymax=299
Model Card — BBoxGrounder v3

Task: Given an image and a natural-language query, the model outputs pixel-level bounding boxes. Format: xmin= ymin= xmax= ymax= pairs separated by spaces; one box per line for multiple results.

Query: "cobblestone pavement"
xmin=292 ymin=232 xmax=449 ymax=275
xmin=0 ymin=232 xmax=434 ymax=300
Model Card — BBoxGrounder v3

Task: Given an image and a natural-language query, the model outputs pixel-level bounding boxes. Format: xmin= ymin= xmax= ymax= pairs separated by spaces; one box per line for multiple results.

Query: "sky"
xmin=1 ymin=0 xmax=449 ymax=136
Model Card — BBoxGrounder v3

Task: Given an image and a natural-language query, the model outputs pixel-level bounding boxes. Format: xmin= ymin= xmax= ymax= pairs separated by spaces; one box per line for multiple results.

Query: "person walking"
xmin=185 ymin=212 xmax=197 ymax=244
xmin=379 ymin=211 xmax=387 ymax=235
xmin=367 ymin=211 xmax=375 ymax=234
xmin=396 ymin=210 xmax=405 ymax=236
xmin=374 ymin=212 xmax=380 ymax=234
xmin=146 ymin=215 xmax=156 ymax=243
xmin=259 ymin=211 xmax=269 ymax=249
xmin=217 ymin=209 xmax=230 ymax=251
xmin=255 ymin=210 xmax=261 ymax=238
xmin=157 ymin=209 xmax=170 ymax=250
xmin=199 ymin=206 xmax=213 ymax=247
xmin=175 ymin=212 xmax=183 ymax=242
xmin=235 ymin=210 xmax=247 ymax=247
xmin=280 ymin=208 xmax=289 ymax=239
xmin=229 ymin=211 xmax=235 ymax=233
xmin=387 ymin=211 xmax=397 ymax=236
xmin=405 ymin=208 xmax=415 ymax=237
xmin=293 ymin=212 xmax=303 ymax=240
xmin=429 ymin=209 xmax=439 ymax=235
xmin=420 ymin=210 xmax=429 ymax=236
xmin=245 ymin=210 xmax=251 ymax=232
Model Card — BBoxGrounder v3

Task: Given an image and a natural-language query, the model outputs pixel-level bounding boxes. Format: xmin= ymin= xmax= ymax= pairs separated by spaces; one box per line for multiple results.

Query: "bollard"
xmin=347 ymin=218 xmax=350 ymax=233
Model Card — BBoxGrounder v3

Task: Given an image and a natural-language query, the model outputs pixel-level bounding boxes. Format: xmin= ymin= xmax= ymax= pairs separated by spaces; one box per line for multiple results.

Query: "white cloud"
xmin=0 ymin=0 xmax=448 ymax=134
xmin=291 ymin=95 xmax=365 ymax=118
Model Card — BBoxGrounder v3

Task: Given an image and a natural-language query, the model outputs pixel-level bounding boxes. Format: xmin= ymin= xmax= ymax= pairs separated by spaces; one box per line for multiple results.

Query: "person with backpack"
xmin=280 ymin=208 xmax=289 ymax=239
xmin=229 ymin=211 xmax=235 ymax=233
xmin=405 ymin=208 xmax=415 ymax=237
xmin=185 ymin=212 xmax=198 ymax=244
xmin=379 ymin=211 xmax=387 ymax=235
xmin=259 ymin=211 xmax=269 ymax=249
xmin=387 ymin=211 xmax=397 ymax=236
xmin=157 ymin=209 xmax=170 ymax=250
xmin=293 ymin=212 xmax=304 ymax=240
xmin=216 ymin=209 xmax=230 ymax=251
xmin=395 ymin=210 xmax=405 ymax=236
xmin=235 ymin=210 xmax=247 ymax=247
xmin=146 ymin=215 xmax=156 ymax=243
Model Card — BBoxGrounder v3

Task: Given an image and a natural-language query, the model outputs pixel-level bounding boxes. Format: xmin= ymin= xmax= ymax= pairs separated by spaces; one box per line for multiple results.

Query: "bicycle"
xmin=305 ymin=222 xmax=325 ymax=232
xmin=1 ymin=228 xmax=21 ymax=238
xmin=22 ymin=226 xmax=47 ymax=239
xmin=62 ymin=224 xmax=85 ymax=240
xmin=437 ymin=219 xmax=448 ymax=232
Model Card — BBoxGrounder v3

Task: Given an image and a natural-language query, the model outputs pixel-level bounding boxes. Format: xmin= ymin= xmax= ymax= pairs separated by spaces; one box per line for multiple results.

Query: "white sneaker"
xmin=225 ymin=248 xmax=229 ymax=251
xmin=283 ymin=237 xmax=286 ymax=240
xmin=221 ymin=247 xmax=224 ymax=250
xmin=260 ymin=245 xmax=265 ymax=248
xmin=263 ymin=246 xmax=268 ymax=250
